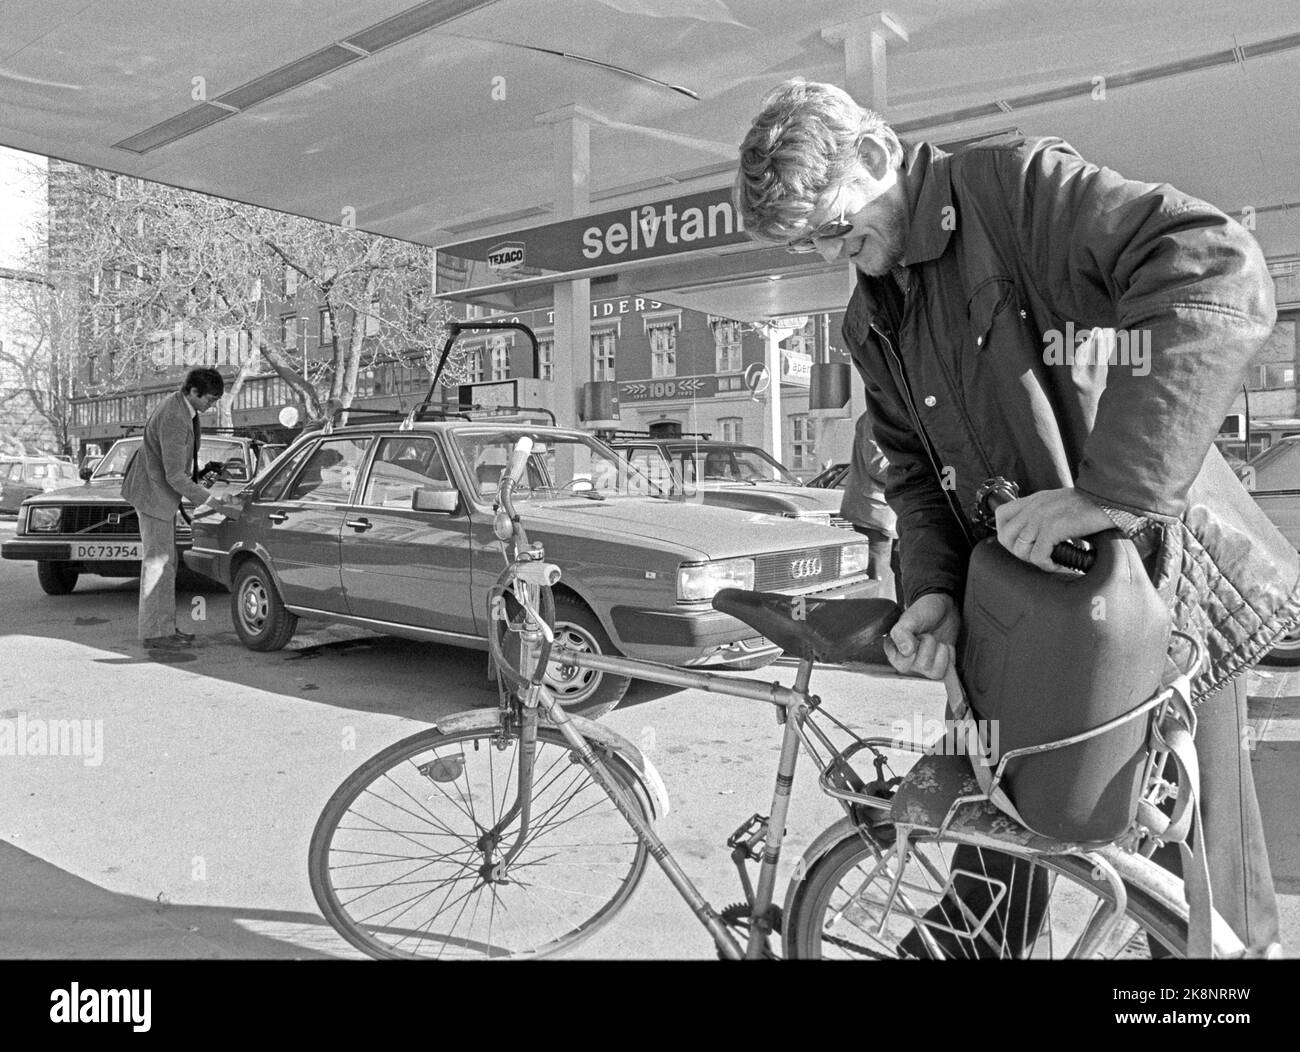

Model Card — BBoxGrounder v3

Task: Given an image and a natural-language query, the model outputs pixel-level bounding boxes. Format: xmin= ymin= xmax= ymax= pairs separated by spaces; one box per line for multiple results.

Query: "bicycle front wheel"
xmin=785 ymin=829 xmax=1237 ymax=960
xmin=309 ymin=722 xmax=652 ymax=960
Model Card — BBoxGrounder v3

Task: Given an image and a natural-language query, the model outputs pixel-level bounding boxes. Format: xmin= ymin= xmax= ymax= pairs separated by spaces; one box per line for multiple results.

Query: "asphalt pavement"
xmin=0 ymin=515 xmax=1295 ymax=958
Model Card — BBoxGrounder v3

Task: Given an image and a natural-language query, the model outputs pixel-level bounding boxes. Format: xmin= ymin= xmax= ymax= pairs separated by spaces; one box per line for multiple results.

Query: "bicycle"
xmin=308 ymin=437 xmax=1245 ymax=960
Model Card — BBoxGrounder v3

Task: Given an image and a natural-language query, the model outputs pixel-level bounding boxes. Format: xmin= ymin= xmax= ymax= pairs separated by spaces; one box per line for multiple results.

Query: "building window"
xmin=284 ymin=264 xmax=299 ymax=297
xmin=592 ymin=329 xmax=617 ymax=382
xmin=790 ymin=414 xmax=815 ymax=469
xmin=467 ymin=349 xmax=485 ymax=383
xmin=719 ymin=417 xmax=744 ymax=443
xmin=280 ymin=314 xmax=298 ymax=349
xmin=538 ymin=336 xmax=554 ymax=381
xmin=488 ymin=333 xmax=511 ymax=381
xmin=713 ymin=319 xmax=744 ymax=373
xmin=319 ymin=309 xmax=334 ymax=345
xmin=649 ymin=322 xmax=677 ymax=378
xmin=365 ymin=294 xmax=381 ymax=336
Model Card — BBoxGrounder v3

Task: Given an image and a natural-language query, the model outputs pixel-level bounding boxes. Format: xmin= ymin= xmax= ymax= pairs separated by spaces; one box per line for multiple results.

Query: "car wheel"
xmin=231 ymin=560 xmax=298 ymax=651
xmin=36 ymin=561 xmax=79 ymax=595
xmin=543 ymin=595 xmax=631 ymax=720
xmin=1260 ymin=622 xmax=1300 ymax=668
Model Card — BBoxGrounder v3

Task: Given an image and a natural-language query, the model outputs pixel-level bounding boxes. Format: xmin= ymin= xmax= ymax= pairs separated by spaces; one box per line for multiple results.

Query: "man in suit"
xmin=123 ymin=367 xmax=235 ymax=651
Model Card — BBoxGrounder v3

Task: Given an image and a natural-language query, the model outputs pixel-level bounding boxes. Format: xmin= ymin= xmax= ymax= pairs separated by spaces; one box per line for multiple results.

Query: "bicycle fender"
xmin=780 ymin=817 xmax=862 ymax=922
xmin=430 ymin=708 xmax=670 ymax=821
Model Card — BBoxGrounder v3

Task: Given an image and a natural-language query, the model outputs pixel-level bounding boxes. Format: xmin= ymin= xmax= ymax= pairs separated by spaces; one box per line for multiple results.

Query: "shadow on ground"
xmin=0 ymin=840 xmax=348 ymax=959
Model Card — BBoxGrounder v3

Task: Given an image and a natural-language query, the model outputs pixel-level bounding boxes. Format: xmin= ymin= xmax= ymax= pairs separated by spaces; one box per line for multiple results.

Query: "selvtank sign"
xmin=436 ymin=187 xmax=747 ymax=295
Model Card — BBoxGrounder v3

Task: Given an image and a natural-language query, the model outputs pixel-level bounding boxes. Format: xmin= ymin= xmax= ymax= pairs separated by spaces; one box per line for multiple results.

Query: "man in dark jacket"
xmin=122 ymin=367 xmax=234 ymax=651
xmin=735 ymin=78 xmax=1300 ymax=954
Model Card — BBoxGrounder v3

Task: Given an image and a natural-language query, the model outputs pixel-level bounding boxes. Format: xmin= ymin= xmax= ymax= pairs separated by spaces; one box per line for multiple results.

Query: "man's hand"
xmin=994 ymin=487 xmax=1113 ymax=573
xmin=883 ymin=592 xmax=960 ymax=679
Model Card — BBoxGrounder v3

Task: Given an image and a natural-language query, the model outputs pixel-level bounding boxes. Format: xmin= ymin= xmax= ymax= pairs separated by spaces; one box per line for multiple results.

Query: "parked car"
xmin=1 ymin=432 xmax=285 ymax=595
xmin=0 ymin=456 xmax=80 ymax=514
xmin=182 ymin=415 xmax=877 ymax=717
xmin=609 ymin=437 xmax=849 ymax=529
xmin=806 ymin=461 xmax=849 ymax=490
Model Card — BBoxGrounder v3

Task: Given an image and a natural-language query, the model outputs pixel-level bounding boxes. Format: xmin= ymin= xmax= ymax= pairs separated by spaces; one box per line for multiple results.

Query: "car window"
xmin=282 ymin=438 xmax=369 ymax=503
xmin=92 ymin=440 xmax=142 ymax=479
xmin=452 ymin=429 xmax=656 ymax=503
xmin=197 ymin=439 xmax=247 ymax=479
xmin=258 ymin=443 xmax=315 ymax=502
xmin=363 ymin=437 xmax=452 ymax=508
xmin=625 ymin=448 xmax=679 ymax=495
xmin=701 ymin=450 xmax=738 ymax=480
xmin=256 ymin=444 xmax=287 ymax=475
xmin=1247 ymin=439 xmax=1300 ymax=492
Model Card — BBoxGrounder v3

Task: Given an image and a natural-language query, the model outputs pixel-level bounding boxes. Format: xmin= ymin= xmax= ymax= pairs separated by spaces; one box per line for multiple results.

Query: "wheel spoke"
xmin=312 ymin=728 xmax=650 ymax=959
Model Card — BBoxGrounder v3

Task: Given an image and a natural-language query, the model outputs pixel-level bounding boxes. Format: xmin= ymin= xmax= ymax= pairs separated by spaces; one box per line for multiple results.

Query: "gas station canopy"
xmin=2 ymin=0 xmax=1299 ymax=320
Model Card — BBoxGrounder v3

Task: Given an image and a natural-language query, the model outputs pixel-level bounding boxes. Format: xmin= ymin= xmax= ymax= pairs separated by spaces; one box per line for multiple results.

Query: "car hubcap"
xmin=240 ymin=578 xmax=269 ymax=632
xmin=1275 ymin=625 xmax=1300 ymax=650
xmin=545 ymin=621 xmax=603 ymax=704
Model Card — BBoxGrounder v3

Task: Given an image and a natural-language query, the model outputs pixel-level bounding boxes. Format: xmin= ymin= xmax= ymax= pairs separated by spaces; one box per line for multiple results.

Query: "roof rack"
xmin=601 ymin=429 xmax=713 ymax=441
xmin=425 ymin=320 xmax=542 ymax=402
xmin=397 ymin=401 xmax=556 ymax=430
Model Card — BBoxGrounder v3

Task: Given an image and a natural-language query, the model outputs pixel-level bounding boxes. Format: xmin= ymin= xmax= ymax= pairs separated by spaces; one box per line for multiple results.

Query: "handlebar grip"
xmin=505 ymin=436 xmax=533 ymax=484
xmin=975 ymin=476 xmax=1097 ymax=572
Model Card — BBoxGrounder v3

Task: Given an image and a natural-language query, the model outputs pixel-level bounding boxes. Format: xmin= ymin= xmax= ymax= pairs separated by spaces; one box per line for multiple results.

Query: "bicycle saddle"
xmin=712 ymin=589 xmax=901 ymax=665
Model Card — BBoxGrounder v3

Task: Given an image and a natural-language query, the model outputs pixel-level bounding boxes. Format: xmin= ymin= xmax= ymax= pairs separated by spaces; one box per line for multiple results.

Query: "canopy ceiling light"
xmin=895 ymin=29 xmax=1300 ymax=133
xmin=114 ymin=0 xmax=504 ymax=153
xmin=112 ymin=0 xmax=698 ymax=156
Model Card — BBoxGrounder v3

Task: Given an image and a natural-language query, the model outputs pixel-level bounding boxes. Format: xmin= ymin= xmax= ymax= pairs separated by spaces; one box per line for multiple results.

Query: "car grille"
xmin=754 ymin=546 xmax=843 ymax=590
xmin=53 ymin=505 xmax=140 ymax=535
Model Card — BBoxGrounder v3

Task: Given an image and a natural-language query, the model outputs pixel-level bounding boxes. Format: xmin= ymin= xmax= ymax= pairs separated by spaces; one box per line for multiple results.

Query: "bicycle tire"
xmin=784 ymin=828 xmax=1240 ymax=960
xmin=309 ymin=722 xmax=653 ymax=960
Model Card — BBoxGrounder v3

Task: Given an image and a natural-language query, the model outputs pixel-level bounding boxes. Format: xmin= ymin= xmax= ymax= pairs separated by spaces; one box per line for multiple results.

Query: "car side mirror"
xmin=413 ymin=487 xmax=459 ymax=514
xmin=224 ymin=457 xmax=247 ymax=481
xmin=1238 ymin=465 xmax=1257 ymax=492
xmin=79 ymin=467 xmax=94 ymax=481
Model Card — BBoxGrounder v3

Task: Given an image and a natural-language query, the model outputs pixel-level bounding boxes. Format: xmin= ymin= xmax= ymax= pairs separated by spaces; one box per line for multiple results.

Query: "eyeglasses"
xmin=785 ymin=206 xmax=856 ymax=254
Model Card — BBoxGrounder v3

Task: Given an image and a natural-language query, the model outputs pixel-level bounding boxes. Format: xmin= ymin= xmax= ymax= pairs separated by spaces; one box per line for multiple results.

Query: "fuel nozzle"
xmin=973 ymin=476 xmax=1020 ymax=531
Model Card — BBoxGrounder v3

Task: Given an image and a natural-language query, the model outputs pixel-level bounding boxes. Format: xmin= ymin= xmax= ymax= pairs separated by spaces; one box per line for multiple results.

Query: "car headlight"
xmin=28 ymin=506 xmax=62 ymax=532
xmin=840 ymin=542 xmax=872 ymax=577
xmin=786 ymin=510 xmax=832 ymax=527
xmin=677 ymin=557 xmax=755 ymax=602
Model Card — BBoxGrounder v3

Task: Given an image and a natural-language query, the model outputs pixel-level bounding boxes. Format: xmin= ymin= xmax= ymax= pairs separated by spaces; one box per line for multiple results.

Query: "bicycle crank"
xmin=716 ymin=902 xmax=783 ymax=960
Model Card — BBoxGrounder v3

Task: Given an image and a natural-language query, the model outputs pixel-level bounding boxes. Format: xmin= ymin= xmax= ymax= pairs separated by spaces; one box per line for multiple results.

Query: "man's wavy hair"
xmin=734 ymin=79 xmax=902 ymax=242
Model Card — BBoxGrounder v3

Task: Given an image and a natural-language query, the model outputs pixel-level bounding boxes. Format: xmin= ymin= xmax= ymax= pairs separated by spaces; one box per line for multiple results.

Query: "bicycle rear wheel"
xmin=784 ymin=829 xmax=1237 ymax=960
xmin=309 ymin=722 xmax=652 ymax=959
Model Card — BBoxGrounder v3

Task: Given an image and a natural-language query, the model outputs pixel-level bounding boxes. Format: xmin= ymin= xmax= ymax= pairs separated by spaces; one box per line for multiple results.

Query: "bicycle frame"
xmin=481 ymin=437 xmax=1209 ymax=960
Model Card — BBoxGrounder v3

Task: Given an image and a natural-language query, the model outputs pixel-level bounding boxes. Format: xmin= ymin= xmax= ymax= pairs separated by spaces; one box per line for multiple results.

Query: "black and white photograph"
xmin=0 ymin=0 xmax=1297 ymax=1028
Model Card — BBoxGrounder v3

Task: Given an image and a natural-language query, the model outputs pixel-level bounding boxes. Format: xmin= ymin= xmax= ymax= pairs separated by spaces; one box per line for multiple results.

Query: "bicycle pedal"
xmin=726 ymin=813 xmax=769 ymax=859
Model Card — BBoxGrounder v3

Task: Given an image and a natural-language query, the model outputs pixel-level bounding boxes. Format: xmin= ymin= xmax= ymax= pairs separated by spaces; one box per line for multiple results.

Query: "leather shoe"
xmin=143 ymin=635 xmax=192 ymax=650
xmin=172 ymin=629 xmax=196 ymax=642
